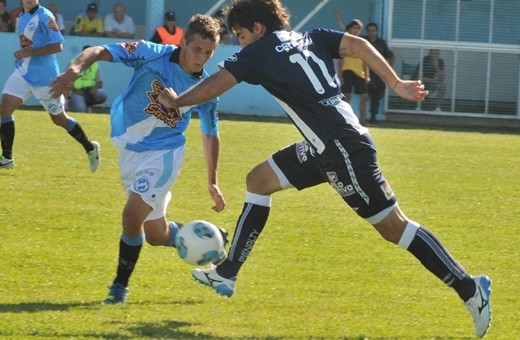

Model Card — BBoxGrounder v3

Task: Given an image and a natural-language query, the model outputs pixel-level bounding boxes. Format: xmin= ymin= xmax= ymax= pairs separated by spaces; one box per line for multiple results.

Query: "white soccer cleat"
xmin=192 ymin=266 xmax=236 ymax=297
xmin=88 ymin=141 xmax=100 ymax=172
xmin=0 ymin=156 xmax=14 ymax=169
xmin=465 ymin=275 xmax=492 ymax=337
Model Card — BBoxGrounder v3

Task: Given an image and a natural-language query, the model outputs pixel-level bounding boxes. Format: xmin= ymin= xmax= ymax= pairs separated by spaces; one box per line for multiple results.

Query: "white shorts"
xmin=2 ymin=72 xmax=65 ymax=115
xmin=119 ymin=146 xmax=185 ymax=221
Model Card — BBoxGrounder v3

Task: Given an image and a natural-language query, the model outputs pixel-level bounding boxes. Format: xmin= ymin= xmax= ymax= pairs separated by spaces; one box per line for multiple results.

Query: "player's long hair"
xmin=226 ymin=0 xmax=291 ymax=34
xmin=184 ymin=14 xmax=221 ymax=44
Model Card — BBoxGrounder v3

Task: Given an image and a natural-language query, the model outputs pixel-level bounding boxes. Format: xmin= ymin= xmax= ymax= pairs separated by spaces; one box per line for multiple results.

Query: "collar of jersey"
xmin=26 ymin=4 xmax=40 ymax=15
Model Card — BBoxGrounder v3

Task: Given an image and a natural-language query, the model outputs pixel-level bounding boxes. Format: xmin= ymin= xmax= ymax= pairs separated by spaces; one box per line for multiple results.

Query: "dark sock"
xmin=114 ymin=236 xmax=144 ymax=287
xmin=0 ymin=120 xmax=15 ymax=159
xmin=67 ymin=121 xmax=93 ymax=152
xmin=217 ymin=201 xmax=270 ymax=278
xmin=406 ymin=225 xmax=476 ymax=301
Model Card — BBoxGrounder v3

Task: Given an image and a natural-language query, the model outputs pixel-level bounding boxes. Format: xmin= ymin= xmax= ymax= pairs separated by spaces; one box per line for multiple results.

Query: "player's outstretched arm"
xmin=158 ymin=69 xmax=238 ymax=110
xmin=14 ymin=43 xmax=63 ymax=60
xmin=50 ymin=46 xmax=113 ymax=99
xmin=339 ymin=33 xmax=428 ymax=102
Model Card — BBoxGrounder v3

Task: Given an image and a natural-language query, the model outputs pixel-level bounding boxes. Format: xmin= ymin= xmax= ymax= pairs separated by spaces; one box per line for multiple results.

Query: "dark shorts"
xmin=341 ymin=70 xmax=367 ymax=95
xmin=271 ymin=134 xmax=397 ymax=222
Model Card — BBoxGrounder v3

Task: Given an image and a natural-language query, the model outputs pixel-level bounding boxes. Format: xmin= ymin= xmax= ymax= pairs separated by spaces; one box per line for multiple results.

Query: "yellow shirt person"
xmin=74 ymin=3 xmax=104 ymax=37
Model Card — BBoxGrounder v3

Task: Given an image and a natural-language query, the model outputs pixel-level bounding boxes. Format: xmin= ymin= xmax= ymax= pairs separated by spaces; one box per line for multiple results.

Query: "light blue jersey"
xmin=15 ymin=4 xmax=63 ymax=86
xmin=103 ymin=41 xmax=219 ymax=152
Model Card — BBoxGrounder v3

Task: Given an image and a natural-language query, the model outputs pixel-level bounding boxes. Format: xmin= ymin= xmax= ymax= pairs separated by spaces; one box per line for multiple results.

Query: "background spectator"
xmin=0 ymin=0 xmax=14 ymax=32
xmin=412 ymin=48 xmax=446 ymax=112
xmin=213 ymin=9 xmax=238 ymax=45
xmin=68 ymin=45 xmax=107 ymax=113
xmin=150 ymin=11 xmax=184 ymax=46
xmin=9 ymin=0 xmax=22 ymax=31
xmin=48 ymin=2 xmax=65 ymax=35
xmin=104 ymin=3 xmax=135 ymax=39
xmin=336 ymin=19 xmax=370 ymax=124
xmin=74 ymin=2 xmax=104 ymax=37
xmin=364 ymin=22 xmax=394 ymax=123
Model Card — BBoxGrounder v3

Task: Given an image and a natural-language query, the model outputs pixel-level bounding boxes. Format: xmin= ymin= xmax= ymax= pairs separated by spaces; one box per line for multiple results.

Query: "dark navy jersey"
xmin=223 ymin=28 xmax=367 ymax=153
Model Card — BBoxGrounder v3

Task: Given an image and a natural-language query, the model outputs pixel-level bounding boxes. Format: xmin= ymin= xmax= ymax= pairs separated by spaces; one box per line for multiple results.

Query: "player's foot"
xmin=88 ymin=141 xmax=100 ymax=172
xmin=465 ymin=275 xmax=491 ymax=337
xmin=192 ymin=266 xmax=236 ymax=297
xmin=0 ymin=156 xmax=14 ymax=169
xmin=102 ymin=282 xmax=128 ymax=304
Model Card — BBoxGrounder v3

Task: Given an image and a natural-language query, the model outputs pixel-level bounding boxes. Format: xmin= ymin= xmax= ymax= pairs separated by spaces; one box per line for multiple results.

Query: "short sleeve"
xmin=222 ymin=44 xmax=262 ymax=84
xmin=103 ymin=41 xmax=172 ymax=69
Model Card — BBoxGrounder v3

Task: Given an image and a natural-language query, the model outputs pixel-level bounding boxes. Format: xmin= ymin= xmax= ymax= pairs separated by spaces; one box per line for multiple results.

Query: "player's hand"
xmin=50 ymin=69 xmax=78 ymax=99
xmin=208 ymin=183 xmax=225 ymax=212
xmin=14 ymin=46 xmax=33 ymax=60
xmin=158 ymin=87 xmax=178 ymax=109
xmin=393 ymin=80 xmax=429 ymax=102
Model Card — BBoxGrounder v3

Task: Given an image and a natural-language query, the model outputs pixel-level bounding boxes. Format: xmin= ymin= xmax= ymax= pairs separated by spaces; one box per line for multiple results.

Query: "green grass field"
xmin=1 ymin=110 xmax=519 ymax=339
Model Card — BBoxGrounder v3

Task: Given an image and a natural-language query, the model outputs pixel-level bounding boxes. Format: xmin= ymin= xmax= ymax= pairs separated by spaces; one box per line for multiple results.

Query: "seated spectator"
xmin=74 ymin=3 xmax=104 ymax=37
xmin=104 ymin=3 xmax=135 ymax=39
xmin=48 ymin=2 xmax=65 ymax=35
xmin=150 ymin=11 xmax=184 ymax=46
xmin=0 ymin=0 xmax=14 ymax=32
xmin=412 ymin=49 xmax=446 ymax=112
xmin=9 ymin=0 xmax=22 ymax=31
xmin=68 ymin=46 xmax=107 ymax=113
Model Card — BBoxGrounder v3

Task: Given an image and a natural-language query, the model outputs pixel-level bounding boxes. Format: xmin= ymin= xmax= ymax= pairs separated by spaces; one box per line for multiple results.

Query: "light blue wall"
xmin=0 ymin=0 xmax=375 ymax=118
xmin=0 ymin=33 xmax=286 ymax=116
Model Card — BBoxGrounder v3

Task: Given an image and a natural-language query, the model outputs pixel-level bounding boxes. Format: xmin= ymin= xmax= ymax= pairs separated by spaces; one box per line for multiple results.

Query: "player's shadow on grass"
xmin=0 ymin=301 xmax=100 ymax=313
xmin=125 ymin=320 xmax=229 ymax=339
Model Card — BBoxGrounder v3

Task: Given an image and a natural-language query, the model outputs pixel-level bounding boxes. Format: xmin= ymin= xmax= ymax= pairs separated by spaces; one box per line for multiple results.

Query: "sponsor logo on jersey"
xmin=327 ymin=171 xmax=356 ymax=197
xmin=295 ymin=140 xmax=315 ymax=163
xmin=275 ymin=34 xmax=312 ymax=53
xmin=117 ymin=42 xmax=145 ymax=63
xmin=145 ymin=80 xmax=183 ymax=128
xmin=134 ymin=177 xmax=150 ymax=193
xmin=319 ymin=94 xmax=343 ymax=106
xmin=136 ymin=169 xmax=156 ymax=177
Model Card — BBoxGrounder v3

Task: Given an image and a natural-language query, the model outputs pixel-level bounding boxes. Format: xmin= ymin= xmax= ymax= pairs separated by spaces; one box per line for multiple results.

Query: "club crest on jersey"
xmin=27 ymin=22 xmax=36 ymax=32
xmin=134 ymin=177 xmax=150 ymax=193
xmin=145 ymin=80 xmax=182 ymax=128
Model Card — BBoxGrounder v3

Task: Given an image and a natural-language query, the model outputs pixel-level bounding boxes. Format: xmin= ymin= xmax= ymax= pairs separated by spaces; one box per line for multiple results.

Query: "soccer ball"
xmin=174 ymin=220 xmax=227 ymax=266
